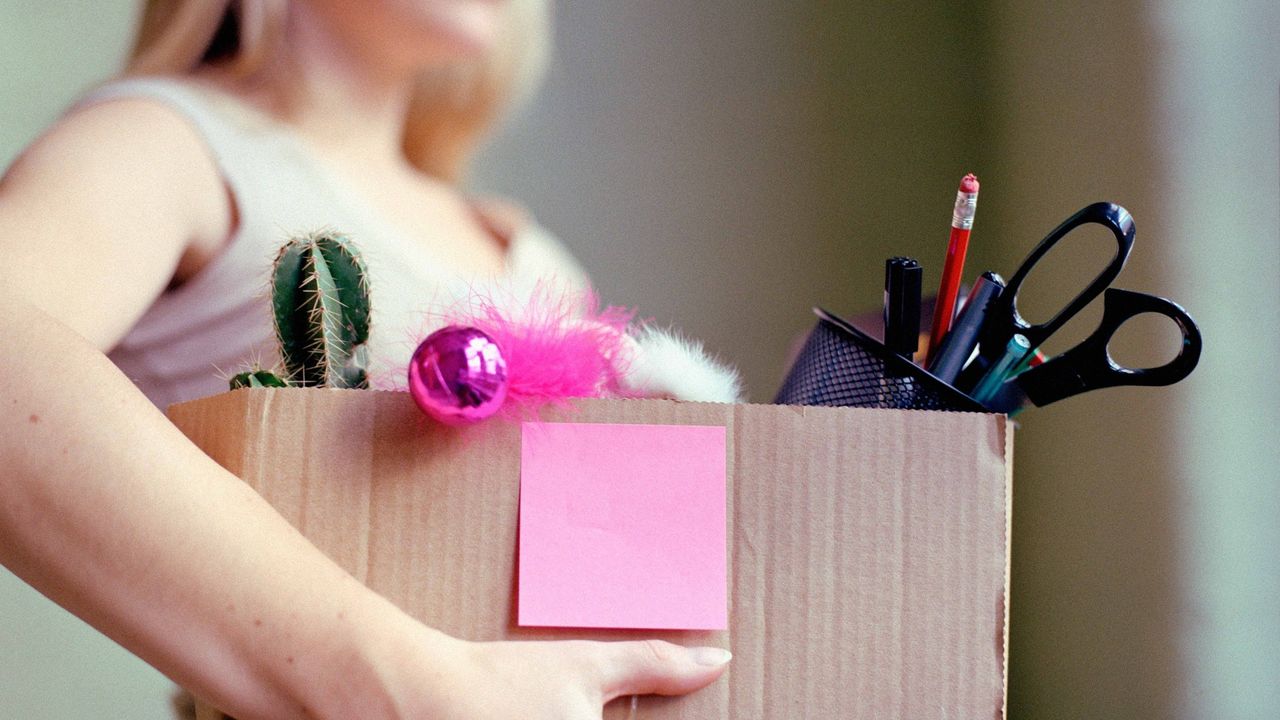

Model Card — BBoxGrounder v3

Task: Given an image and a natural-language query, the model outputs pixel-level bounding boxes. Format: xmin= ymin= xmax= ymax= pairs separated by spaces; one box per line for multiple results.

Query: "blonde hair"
xmin=127 ymin=0 xmax=550 ymax=182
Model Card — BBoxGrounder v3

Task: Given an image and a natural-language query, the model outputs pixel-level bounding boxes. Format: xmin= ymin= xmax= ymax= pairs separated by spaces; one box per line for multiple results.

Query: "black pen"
xmin=927 ymin=271 xmax=1005 ymax=385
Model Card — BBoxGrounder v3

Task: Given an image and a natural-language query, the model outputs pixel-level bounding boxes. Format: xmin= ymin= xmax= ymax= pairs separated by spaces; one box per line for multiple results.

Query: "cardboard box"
xmin=169 ymin=388 xmax=1012 ymax=719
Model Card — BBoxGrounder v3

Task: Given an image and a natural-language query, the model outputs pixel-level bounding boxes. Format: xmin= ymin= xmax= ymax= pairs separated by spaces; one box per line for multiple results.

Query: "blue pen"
xmin=971 ymin=334 xmax=1032 ymax=406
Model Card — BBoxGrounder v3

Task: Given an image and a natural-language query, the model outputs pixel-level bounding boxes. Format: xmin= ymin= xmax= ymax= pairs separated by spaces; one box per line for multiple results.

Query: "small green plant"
xmin=229 ymin=231 xmax=371 ymax=390
xmin=228 ymin=368 xmax=290 ymax=389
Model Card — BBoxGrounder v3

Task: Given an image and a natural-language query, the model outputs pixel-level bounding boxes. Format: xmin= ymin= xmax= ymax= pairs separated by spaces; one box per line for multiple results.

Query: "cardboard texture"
xmin=168 ymin=389 xmax=1012 ymax=719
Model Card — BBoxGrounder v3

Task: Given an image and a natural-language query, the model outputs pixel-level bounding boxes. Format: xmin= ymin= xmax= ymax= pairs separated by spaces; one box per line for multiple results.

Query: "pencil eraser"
xmin=960 ymin=173 xmax=980 ymax=194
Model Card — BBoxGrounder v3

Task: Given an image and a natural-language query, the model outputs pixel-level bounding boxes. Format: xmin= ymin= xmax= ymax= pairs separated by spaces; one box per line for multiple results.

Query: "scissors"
xmin=969 ymin=202 xmax=1202 ymax=413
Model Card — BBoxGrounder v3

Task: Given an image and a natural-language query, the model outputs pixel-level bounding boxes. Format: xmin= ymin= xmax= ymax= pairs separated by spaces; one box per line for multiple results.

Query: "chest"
xmin=173 ymin=157 xmax=511 ymax=291
xmin=342 ymin=169 xmax=508 ymax=278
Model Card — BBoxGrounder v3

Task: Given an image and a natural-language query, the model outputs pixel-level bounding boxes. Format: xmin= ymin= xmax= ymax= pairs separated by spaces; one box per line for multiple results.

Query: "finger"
xmin=595 ymin=640 xmax=731 ymax=702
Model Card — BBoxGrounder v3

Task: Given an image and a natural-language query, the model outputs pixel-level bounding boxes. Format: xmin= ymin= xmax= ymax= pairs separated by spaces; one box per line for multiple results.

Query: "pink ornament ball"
xmin=408 ymin=326 xmax=509 ymax=425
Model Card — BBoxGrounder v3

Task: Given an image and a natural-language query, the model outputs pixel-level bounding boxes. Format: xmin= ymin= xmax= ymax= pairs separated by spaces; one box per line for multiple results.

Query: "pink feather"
xmin=438 ymin=282 xmax=637 ymax=416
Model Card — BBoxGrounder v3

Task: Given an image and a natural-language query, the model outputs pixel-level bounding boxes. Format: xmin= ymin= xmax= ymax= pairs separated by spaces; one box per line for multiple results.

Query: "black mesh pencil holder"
xmin=774 ymin=308 xmax=986 ymax=412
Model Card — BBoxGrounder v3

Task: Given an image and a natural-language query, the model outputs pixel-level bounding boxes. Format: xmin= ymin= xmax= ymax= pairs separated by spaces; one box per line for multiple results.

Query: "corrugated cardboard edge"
xmin=166 ymin=388 xmax=255 ymax=479
xmin=1000 ymin=415 xmax=1014 ymax=720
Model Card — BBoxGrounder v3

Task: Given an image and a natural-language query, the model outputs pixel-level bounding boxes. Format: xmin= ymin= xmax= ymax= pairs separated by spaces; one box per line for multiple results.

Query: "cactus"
xmin=266 ymin=230 xmax=372 ymax=389
xmin=229 ymin=369 xmax=289 ymax=389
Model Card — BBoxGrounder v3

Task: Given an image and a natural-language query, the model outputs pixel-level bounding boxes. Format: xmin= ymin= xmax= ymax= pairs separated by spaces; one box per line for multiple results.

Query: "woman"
xmin=0 ymin=1 xmax=731 ymax=717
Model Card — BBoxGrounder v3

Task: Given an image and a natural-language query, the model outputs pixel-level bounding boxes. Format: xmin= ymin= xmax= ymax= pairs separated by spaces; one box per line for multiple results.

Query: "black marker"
xmin=884 ymin=257 xmax=923 ymax=360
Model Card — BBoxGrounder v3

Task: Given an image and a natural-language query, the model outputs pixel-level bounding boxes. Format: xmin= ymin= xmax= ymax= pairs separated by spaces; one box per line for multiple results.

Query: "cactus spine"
xmin=269 ymin=231 xmax=371 ymax=388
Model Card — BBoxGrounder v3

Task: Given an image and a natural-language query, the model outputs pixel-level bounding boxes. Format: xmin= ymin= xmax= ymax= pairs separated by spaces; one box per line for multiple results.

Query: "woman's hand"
xmin=390 ymin=631 xmax=731 ymax=719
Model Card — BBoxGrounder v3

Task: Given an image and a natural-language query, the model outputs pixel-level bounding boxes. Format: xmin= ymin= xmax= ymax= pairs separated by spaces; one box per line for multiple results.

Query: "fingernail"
xmin=691 ymin=647 xmax=732 ymax=666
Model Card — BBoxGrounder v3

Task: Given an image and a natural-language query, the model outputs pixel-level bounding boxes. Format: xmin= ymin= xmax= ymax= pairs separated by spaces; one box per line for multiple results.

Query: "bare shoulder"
xmin=0 ymin=95 xmax=233 ymax=349
xmin=3 ymin=94 xmax=231 ymax=240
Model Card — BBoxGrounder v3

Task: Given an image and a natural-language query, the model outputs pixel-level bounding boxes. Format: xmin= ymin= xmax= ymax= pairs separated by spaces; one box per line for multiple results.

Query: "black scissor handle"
xmin=984 ymin=202 xmax=1136 ymax=356
xmin=1017 ymin=288 xmax=1202 ymax=407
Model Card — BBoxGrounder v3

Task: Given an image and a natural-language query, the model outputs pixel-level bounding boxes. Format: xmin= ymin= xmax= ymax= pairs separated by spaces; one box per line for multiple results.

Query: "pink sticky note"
xmin=518 ymin=422 xmax=727 ymax=630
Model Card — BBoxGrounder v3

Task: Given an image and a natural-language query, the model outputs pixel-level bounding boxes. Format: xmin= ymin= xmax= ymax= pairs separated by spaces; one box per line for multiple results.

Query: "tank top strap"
xmin=73 ymin=76 xmax=292 ymax=215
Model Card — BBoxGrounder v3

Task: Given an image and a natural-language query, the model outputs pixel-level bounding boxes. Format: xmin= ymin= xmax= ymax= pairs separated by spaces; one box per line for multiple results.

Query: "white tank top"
xmin=74 ymin=77 xmax=589 ymax=410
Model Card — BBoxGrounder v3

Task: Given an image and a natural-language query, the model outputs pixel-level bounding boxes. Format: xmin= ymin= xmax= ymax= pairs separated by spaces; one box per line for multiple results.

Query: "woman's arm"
xmin=0 ymin=100 xmax=727 ymax=719
xmin=0 ymin=97 xmax=424 ymax=717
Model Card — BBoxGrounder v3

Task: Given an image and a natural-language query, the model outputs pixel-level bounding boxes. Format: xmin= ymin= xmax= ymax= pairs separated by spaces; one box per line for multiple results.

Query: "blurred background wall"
xmin=1 ymin=1 xmax=1276 ymax=717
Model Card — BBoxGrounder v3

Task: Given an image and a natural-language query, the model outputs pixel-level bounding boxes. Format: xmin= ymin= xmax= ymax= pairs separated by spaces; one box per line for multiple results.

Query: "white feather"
xmin=620 ymin=325 xmax=745 ymax=403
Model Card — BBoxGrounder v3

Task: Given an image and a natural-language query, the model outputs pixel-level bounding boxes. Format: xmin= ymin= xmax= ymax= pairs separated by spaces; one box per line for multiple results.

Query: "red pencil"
xmin=924 ymin=173 xmax=980 ymax=366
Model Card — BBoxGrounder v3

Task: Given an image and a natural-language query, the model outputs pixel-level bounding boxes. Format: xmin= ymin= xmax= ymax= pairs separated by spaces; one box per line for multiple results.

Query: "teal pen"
xmin=971 ymin=334 xmax=1032 ymax=405
xmin=1008 ymin=346 xmax=1049 ymax=380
